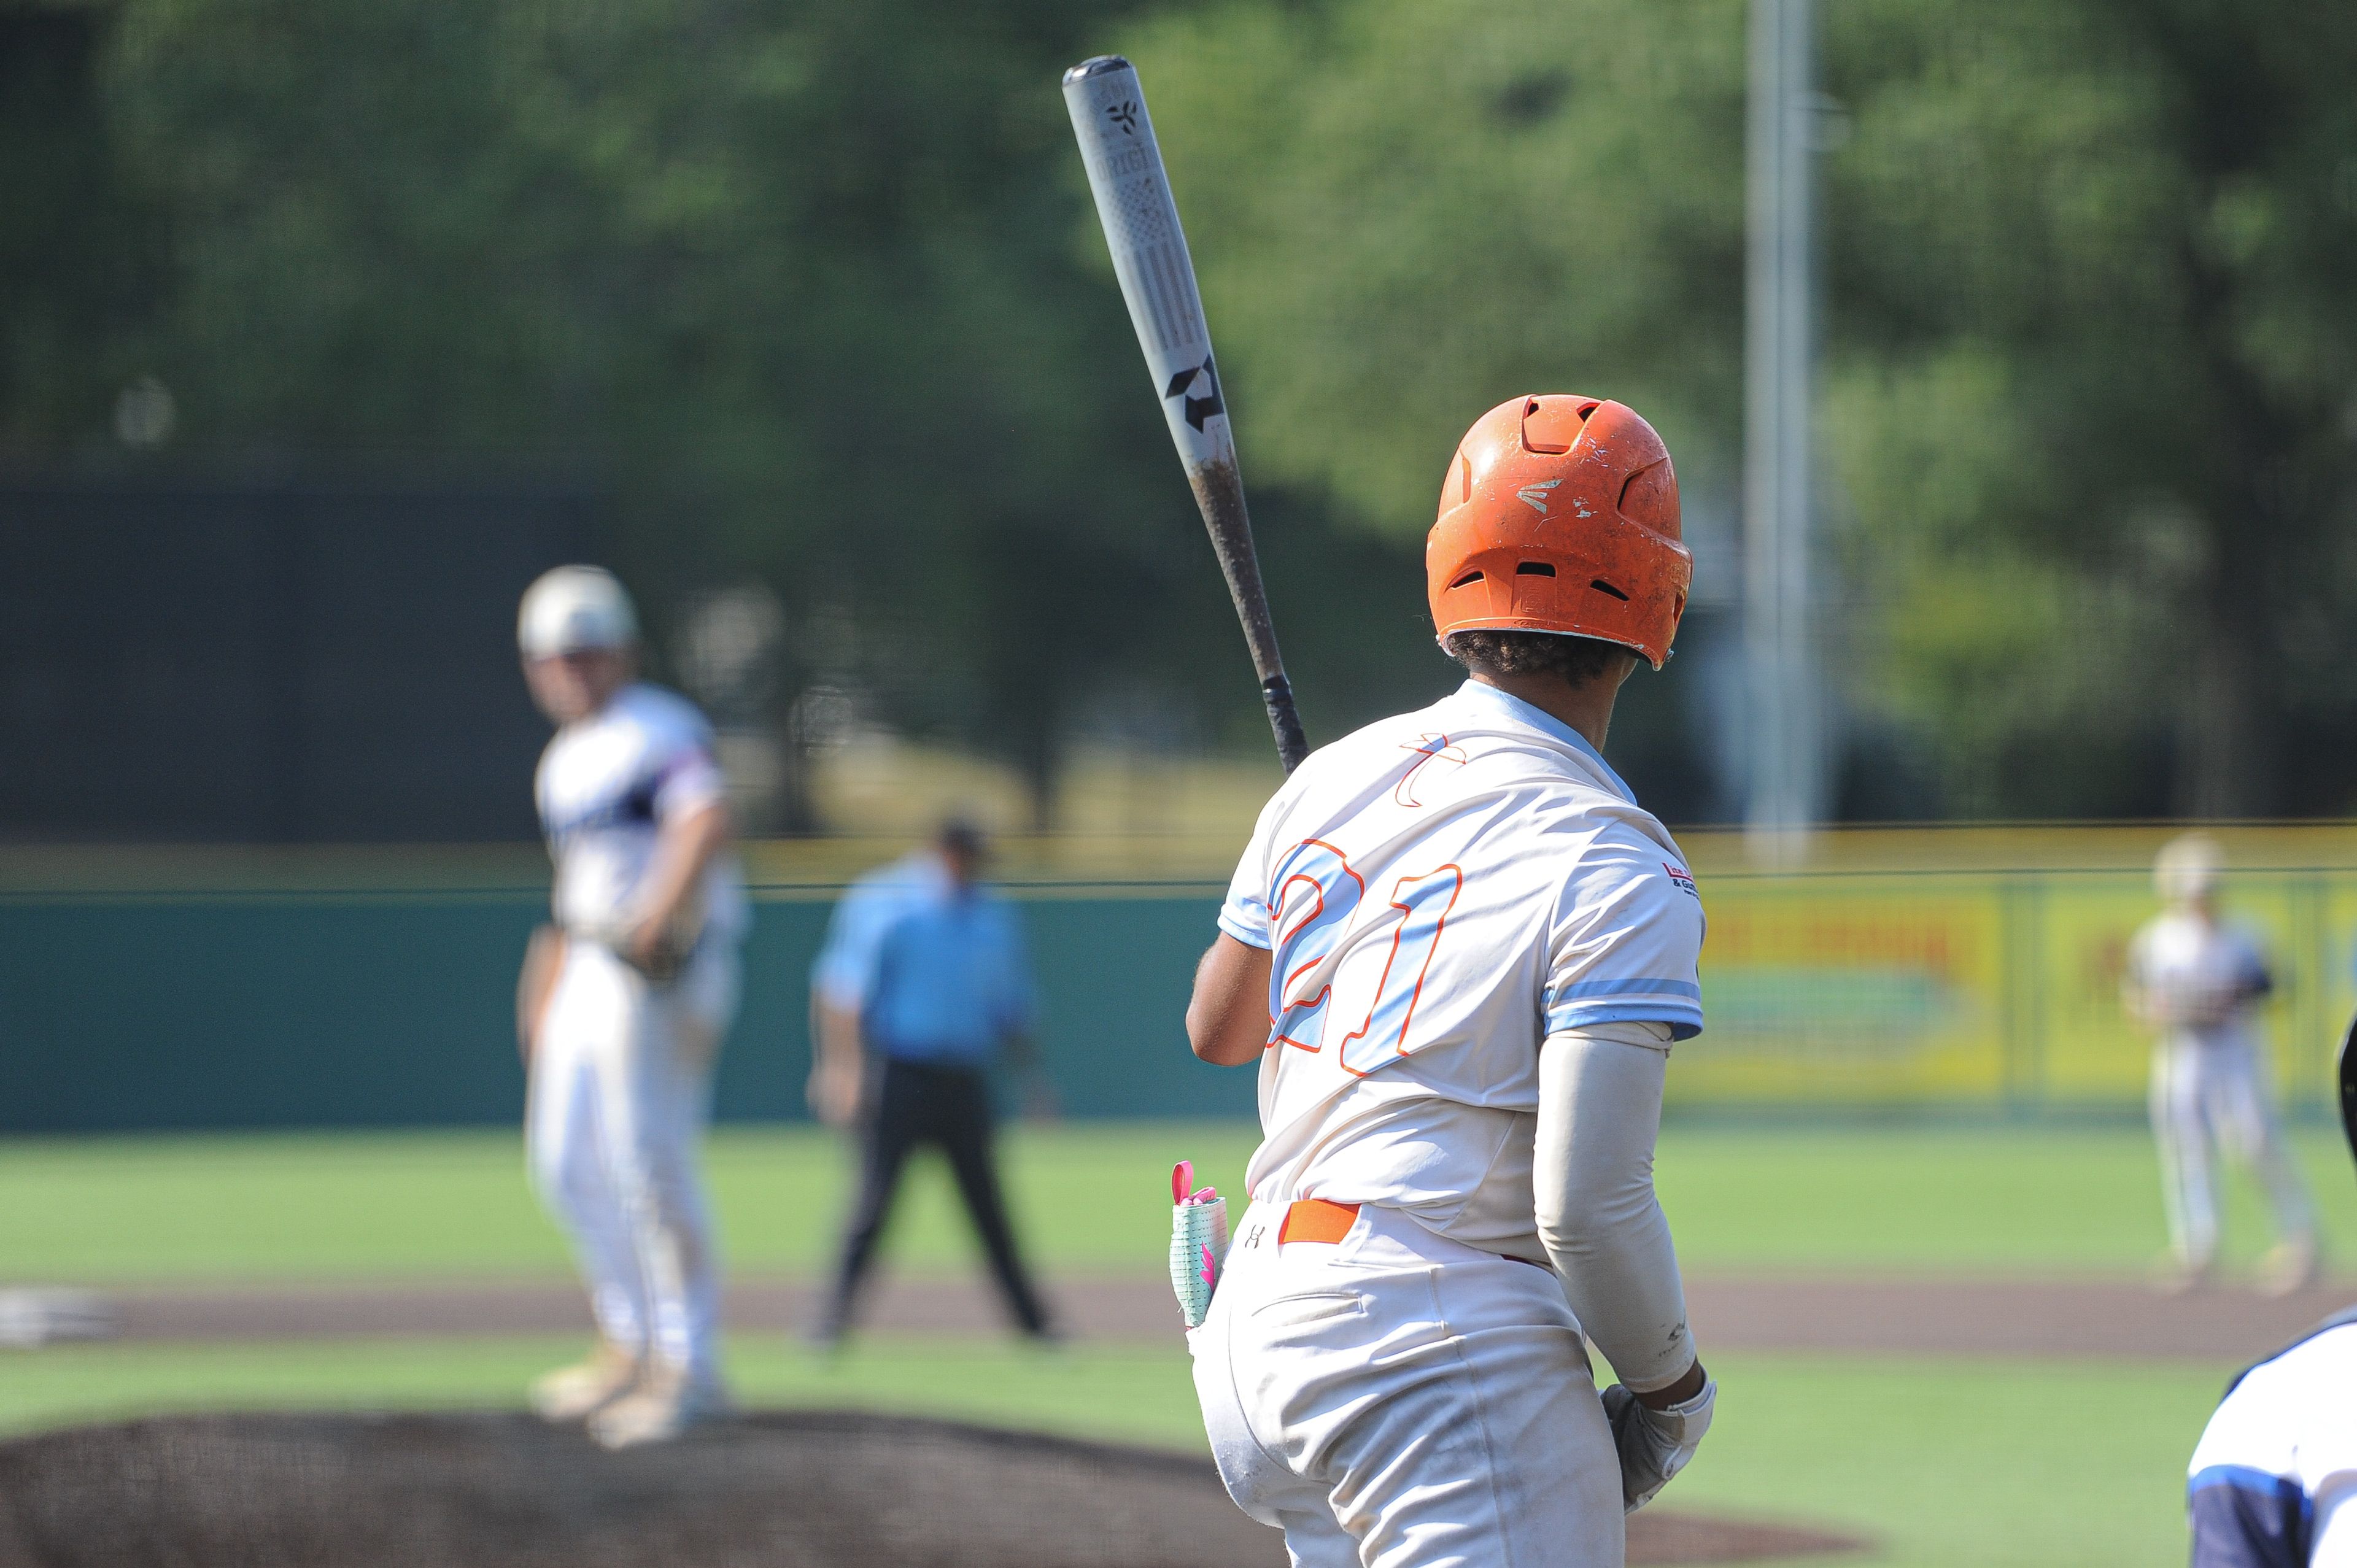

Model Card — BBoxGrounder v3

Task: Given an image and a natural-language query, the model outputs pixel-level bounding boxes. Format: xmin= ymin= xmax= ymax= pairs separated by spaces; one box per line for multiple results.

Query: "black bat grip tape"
xmin=1262 ymin=674 xmax=1309 ymax=775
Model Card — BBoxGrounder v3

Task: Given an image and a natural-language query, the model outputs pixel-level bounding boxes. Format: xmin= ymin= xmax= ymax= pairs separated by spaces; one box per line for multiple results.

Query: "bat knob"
xmin=1062 ymin=55 xmax=1132 ymax=85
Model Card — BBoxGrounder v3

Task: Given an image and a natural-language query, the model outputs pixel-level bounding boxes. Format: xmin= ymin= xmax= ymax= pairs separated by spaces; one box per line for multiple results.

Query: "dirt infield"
xmin=68 ymin=1272 xmax=2357 ymax=1360
xmin=0 ymin=1412 xmax=1865 ymax=1567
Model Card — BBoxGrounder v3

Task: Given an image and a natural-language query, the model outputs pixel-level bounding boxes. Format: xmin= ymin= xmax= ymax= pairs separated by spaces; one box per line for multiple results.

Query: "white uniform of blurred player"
xmin=1185 ymin=396 xmax=1714 ymax=1568
xmin=2186 ymin=1307 xmax=2357 ymax=1567
xmin=2183 ymin=1027 xmax=2357 ymax=1566
xmin=514 ymin=565 xmax=749 ymax=1448
xmin=2124 ymin=833 xmax=2315 ymax=1295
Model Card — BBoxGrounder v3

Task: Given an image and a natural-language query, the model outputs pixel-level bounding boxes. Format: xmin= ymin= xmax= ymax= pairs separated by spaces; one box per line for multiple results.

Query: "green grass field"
xmin=2 ymin=1120 xmax=2351 ymax=1567
xmin=3 ymin=1119 xmax=2350 ymax=1281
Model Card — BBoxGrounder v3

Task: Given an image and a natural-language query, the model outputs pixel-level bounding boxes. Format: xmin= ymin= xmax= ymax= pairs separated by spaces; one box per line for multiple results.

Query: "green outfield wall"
xmin=6 ymin=828 xmax=2357 ymax=1132
xmin=0 ymin=878 xmax=1252 ymax=1133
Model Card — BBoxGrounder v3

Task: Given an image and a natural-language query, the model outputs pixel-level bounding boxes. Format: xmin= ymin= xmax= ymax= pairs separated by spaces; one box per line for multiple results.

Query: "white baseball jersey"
xmin=1218 ymin=678 xmax=1705 ymax=1261
xmin=2132 ymin=913 xmax=2313 ymax=1271
xmin=2188 ymin=1311 xmax=2357 ymax=1567
xmin=2128 ymin=912 xmax=2272 ymax=1047
xmin=536 ymin=683 xmax=748 ymax=941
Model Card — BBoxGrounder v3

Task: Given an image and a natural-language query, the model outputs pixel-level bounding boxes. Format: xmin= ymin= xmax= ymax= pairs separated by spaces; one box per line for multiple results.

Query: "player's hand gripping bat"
xmin=1062 ymin=55 xmax=1309 ymax=773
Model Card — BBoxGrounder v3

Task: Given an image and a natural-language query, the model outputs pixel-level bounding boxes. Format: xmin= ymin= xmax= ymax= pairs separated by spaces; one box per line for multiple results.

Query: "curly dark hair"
xmin=1442 ymin=628 xmax=1633 ymax=689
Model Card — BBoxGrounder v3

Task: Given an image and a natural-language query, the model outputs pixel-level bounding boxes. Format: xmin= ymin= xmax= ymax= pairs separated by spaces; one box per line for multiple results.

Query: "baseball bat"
xmin=1062 ymin=54 xmax=1310 ymax=774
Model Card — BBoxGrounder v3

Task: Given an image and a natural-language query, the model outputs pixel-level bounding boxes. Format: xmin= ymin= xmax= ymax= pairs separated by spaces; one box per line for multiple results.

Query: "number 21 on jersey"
xmin=1266 ymin=838 xmax=1461 ymax=1076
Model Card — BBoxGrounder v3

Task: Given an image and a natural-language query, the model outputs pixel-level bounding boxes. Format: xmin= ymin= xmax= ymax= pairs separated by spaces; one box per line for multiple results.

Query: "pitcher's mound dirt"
xmin=0 ymin=1411 xmax=1865 ymax=1567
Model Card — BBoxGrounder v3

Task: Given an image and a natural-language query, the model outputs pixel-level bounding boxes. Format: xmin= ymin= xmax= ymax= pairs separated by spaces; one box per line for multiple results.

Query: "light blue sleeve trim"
xmin=1217 ymin=906 xmax=1274 ymax=949
xmin=1547 ymin=1000 xmax=1704 ymax=1042
xmin=2186 ymin=1462 xmax=2310 ymax=1568
xmin=2188 ymin=1465 xmax=2307 ymax=1505
xmin=1547 ymin=977 xmax=1703 ymax=1002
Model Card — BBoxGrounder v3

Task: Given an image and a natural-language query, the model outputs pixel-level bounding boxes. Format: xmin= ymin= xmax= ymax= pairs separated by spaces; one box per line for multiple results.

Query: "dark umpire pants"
xmin=822 ymin=1054 xmax=1051 ymax=1338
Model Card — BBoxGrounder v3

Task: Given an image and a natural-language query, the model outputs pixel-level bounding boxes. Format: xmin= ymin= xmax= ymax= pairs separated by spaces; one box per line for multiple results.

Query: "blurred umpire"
xmin=807 ymin=820 xmax=1056 ymax=1345
xmin=2183 ymin=1027 xmax=2357 ymax=1566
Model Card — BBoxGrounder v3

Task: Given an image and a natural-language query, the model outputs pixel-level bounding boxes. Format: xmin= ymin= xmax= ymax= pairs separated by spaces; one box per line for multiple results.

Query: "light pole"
xmin=1744 ymin=0 xmax=1825 ymax=862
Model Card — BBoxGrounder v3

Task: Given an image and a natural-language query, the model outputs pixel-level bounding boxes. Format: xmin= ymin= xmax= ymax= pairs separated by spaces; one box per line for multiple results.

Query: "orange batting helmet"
xmin=1426 ymin=395 xmax=1691 ymax=669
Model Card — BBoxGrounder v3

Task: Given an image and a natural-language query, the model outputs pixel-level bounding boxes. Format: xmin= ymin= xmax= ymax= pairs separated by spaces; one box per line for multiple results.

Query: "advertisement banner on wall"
xmin=1674 ymin=876 xmax=2010 ymax=1103
xmin=1673 ymin=866 xmax=2345 ymax=1113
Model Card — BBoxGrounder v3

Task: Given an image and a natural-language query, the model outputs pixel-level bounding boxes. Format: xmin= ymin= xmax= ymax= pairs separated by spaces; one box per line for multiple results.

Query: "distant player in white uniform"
xmin=514 ymin=566 xmax=749 ymax=1448
xmin=2182 ymin=1029 xmax=2357 ymax=1567
xmin=1184 ymin=396 xmax=1714 ymax=1568
xmin=2124 ymin=833 xmax=2315 ymax=1296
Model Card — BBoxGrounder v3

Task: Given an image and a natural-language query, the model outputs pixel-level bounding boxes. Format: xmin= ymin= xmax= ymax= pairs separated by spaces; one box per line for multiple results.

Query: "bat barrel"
xmin=1065 ymin=53 xmax=1309 ymax=774
xmin=1061 ymin=55 xmax=1233 ymax=474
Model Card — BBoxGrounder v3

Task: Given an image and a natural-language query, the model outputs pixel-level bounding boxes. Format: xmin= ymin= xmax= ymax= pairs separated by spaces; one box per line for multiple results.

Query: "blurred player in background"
xmin=1183 ymin=396 xmax=1713 ymax=1567
xmin=807 ymin=819 xmax=1056 ymax=1346
xmin=514 ymin=565 xmax=749 ymax=1447
xmin=2183 ymin=1030 xmax=2357 ymax=1566
xmin=2124 ymin=832 xmax=2316 ymax=1296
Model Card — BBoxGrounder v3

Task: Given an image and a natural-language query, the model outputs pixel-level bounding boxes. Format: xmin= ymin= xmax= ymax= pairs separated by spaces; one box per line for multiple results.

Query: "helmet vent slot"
xmin=1519 ymin=397 xmax=1580 ymax=454
xmin=1515 ymin=562 xmax=1555 ymax=577
xmin=1450 ymin=570 xmax=1484 ymax=590
xmin=1589 ymin=579 xmax=1630 ymax=601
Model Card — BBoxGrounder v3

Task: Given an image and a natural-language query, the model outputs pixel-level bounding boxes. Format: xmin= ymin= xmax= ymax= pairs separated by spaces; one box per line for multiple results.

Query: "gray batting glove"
xmin=1600 ymin=1375 xmax=1716 ymax=1513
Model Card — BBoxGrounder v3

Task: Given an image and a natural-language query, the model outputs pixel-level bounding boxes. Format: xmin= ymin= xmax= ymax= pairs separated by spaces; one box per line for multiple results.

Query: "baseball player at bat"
xmin=514 ymin=566 xmax=748 ymax=1448
xmin=1182 ymin=396 xmax=1712 ymax=1567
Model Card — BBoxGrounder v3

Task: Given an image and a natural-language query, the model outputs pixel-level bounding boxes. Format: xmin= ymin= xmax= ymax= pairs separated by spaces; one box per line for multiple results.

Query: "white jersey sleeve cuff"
xmin=651 ymin=751 xmax=727 ymax=821
xmin=1217 ymin=907 xmax=1274 ymax=949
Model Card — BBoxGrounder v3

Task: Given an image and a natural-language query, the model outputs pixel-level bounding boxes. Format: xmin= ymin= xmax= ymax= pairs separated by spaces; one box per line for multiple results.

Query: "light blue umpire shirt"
xmin=812 ymin=851 xmax=1037 ymax=1069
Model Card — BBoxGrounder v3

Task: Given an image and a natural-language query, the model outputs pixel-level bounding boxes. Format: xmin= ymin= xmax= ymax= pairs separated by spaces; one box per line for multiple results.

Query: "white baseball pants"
xmin=2148 ymin=1037 xmax=2313 ymax=1267
xmin=528 ymin=940 xmax=737 ymax=1378
xmin=1191 ymin=1200 xmax=1623 ymax=1568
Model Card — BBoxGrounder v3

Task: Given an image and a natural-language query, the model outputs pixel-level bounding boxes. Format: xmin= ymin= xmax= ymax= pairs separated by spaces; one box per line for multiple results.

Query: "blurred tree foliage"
xmin=9 ymin=0 xmax=2357 ymax=821
xmin=0 ymin=7 xmax=158 ymax=447
xmin=1131 ymin=0 xmax=1749 ymax=524
xmin=1126 ymin=0 xmax=1746 ymax=822
xmin=1824 ymin=0 xmax=2357 ymax=818
xmin=1132 ymin=0 xmax=2357 ymax=819
xmin=3 ymin=0 xmax=1445 ymax=828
